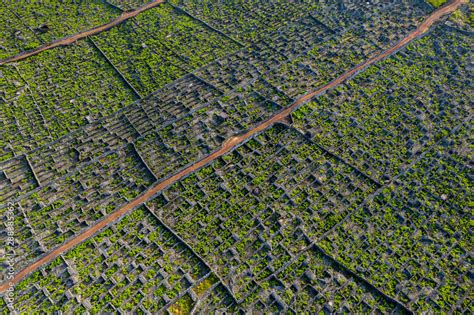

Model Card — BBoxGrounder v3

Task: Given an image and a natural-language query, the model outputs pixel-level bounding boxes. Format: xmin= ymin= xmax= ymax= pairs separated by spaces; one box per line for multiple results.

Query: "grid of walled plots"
xmin=310 ymin=0 xmax=432 ymax=49
xmin=292 ymin=26 xmax=473 ymax=182
xmin=0 ymin=39 xmax=138 ymax=160
xmin=134 ymin=84 xmax=285 ymax=178
xmin=146 ymin=124 xmax=386 ymax=311
xmin=0 ymin=8 xmax=41 ymax=59
xmin=0 ymin=72 xmax=225 ymax=202
xmin=252 ymin=245 xmax=408 ymax=313
xmin=0 ymin=0 xmax=436 ymax=163
xmin=169 ymin=0 xmax=431 ymax=50
xmin=291 ymin=26 xmax=473 ymax=313
xmin=0 ymin=2 xmax=471 ymax=313
xmin=193 ymin=19 xmax=337 ymax=100
xmin=91 ymin=3 xmax=242 ymax=96
xmin=0 ymin=70 xmax=285 ymax=273
xmin=168 ymin=0 xmax=323 ymax=43
xmin=0 ymin=155 xmax=39 ymax=204
xmin=1 ymin=0 xmax=247 ymax=161
xmin=105 ymin=0 xmax=152 ymax=11
xmin=128 ymin=3 xmax=446 ymax=177
xmin=320 ymin=140 xmax=472 ymax=313
xmin=256 ymin=0 xmax=431 ymax=99
xmin=0 ymin=74 xmax=219 ymax=270
xmin=192 ymin=2 xmax=430 ymax=103
xmin=254 ymin=28 xmax=379 ymax=99
xmin=1 ymin=0 xmax=121 ymax=59
xmin=1 ymin=206 xmax=237 ymax=314
xmin=446 ymin=3 xmax=474 ymax=32
xmin=0 ymin=145 xmax=155 ymax=273
xmin=0 ymin=1 xmax=390 ymax=214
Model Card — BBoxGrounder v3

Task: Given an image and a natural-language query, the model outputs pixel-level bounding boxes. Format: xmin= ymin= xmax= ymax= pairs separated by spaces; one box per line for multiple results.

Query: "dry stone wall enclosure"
xmin=0 ymin=0 xmax=472 ymax=313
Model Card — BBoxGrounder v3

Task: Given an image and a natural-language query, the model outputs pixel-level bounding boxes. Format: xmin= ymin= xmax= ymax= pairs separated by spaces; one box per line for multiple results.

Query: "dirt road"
xmin=0 ymin=0 xmax=465 ymax=294
xmin=0 ymin=0 xmax=165 ymax=65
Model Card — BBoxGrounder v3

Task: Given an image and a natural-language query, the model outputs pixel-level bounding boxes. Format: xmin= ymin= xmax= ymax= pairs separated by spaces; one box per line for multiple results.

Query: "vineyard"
xmin=0 ymin=0 xmax=472 ymax=313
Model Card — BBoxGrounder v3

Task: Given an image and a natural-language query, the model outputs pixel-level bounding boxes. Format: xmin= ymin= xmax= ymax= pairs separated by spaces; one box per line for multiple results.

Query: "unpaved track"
xmin=0 ymin=0 xmax=165 ymax=65
xmin=0 ymin=0 xmax=465 ymax=293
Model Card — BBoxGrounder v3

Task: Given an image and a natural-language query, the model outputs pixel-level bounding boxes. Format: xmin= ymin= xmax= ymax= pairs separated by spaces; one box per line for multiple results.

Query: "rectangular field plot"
xmin=292 ymin=26 xmax=473 ymax=182
xmin=147 ymin=124 xmax=379 ymax=304
xmin=92 ymin=3 xmax=241 ymax=96
xmin=2 ymin=207 xmax=234 ymax=314
xmin=448 ymin=4 xmax=473 ymax=32
xmin=0 ymin=40 xmax=138 ymax=160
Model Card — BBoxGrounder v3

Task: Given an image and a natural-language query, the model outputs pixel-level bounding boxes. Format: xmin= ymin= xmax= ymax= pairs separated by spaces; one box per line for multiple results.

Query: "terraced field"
xmin=0 ymin=0 xmax=472 ymax=313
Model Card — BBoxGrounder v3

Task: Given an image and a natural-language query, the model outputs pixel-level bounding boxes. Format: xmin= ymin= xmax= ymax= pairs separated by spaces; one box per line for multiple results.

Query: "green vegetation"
xmin=320 ymin=142 xmax=472 ymax=312
xmin=292 ymin=27 xmax=472 ymax=182
xmin=169 ymin=0 xmax=322 ymax=43
xmin=0 ymin=40 xmax=137 ymax=159
xmin=8 ymin=207 xmax=218 ymax=313
xmin=1 ymin=0 xmax=120 ymax=58
xmin=426 ymin=0 xmax=448 ymax=8
xmin=194 ymin=0 xmax=429 ymax=100
xmin=107 ymin=0 xmax=150 ymax=10
xmin=449 ymin=4 xmax=474 ymax=29
xmin=135 ymin=87 xmax=282 ymax=179
xmin=8 ymin=146 xmax=155 ymax=270
xmin=93 ymin=3 xmax=240 ymax=96
xmin=256 ymin=247 xmax=403 ymax=313
xmin=292 ymin=25 xmax=472 ymax=312
xmin=0 ymin=1 xmax=471 ymax=313
xmin=168 ymin=294 xmax=195 ymax=315
xmin=146 ymin=124 xmax=380 ymax=309
xmin=0 ymin=156 xmax=38 ymax=203
xmin=193 ymin=274 xmax=218 ymax=297
xmin=0 ymin=9 xmax=40 ymax=59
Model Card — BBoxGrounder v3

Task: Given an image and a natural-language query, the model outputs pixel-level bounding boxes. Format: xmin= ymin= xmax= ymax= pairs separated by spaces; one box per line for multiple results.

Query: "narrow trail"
xmin=0 ymin=0 xmax=165 ymax=65
xmin=0 ymin=0 xmax=465 ymax=294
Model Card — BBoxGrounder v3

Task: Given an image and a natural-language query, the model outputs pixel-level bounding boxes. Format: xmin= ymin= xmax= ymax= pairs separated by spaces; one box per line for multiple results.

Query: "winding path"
xmin=0 ymin=0 xmax=465 ymax=294
xmin=0 ymin=0 xmax=165 ymax=65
